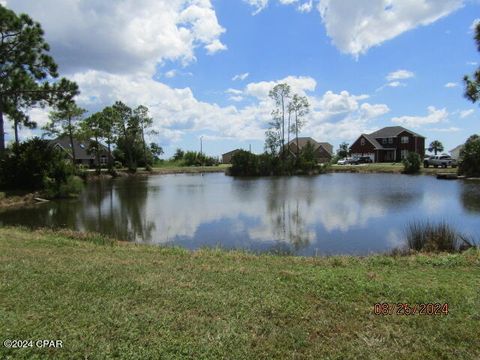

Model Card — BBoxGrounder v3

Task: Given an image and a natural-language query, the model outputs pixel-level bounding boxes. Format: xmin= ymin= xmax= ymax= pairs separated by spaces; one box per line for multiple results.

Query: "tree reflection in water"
xmin=460 ymin=181 xmax=480 ymax=213
xmin=266 ymin=177 xmax=315 ymax=252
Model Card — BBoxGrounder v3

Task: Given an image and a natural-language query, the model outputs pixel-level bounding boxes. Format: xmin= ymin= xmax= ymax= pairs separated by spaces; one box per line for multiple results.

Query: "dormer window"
xmin=388 ymin=137 xmax=393 ymax=144
xmin=360 ymin=138 xmax=365 ymax=146
xmin=401 ymin=136 xmax=409 ymax=144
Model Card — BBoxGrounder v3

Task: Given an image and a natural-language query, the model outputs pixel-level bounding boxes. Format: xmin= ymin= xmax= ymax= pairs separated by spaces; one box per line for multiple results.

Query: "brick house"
xmin=287 ymin=137 xmax=333 ymax=163
xmin=349 ymin=126 xmax=425 ymax=163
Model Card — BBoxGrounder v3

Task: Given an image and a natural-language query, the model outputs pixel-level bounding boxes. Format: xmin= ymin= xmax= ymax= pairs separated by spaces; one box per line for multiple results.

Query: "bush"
xmin=402 ymin=152 xmax=421 ymax=174
xmin=405 ymin=221 xmax=476 ymax=252
xmin=0 ymin=138 xmax=75 ymax=191
xmin=458 ymin=135 xmax=480 ymax=177
xmin=45 ymin=175 xmax=84 ymax=198
xmin=182 ymin=151 xmax=219 ymax=167
xmin=230 ymin=150 xmax=260 ymax=176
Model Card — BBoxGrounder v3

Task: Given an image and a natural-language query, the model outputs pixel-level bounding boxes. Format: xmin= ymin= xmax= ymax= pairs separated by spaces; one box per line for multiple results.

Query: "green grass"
xmin=1 ymin=227 xmax=479 ymax=359
xmin=330 ymin=163 xmax=457 ymax=175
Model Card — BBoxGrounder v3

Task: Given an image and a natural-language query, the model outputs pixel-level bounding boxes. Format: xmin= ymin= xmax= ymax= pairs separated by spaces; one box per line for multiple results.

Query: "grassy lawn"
xmin=1 ymin=228 xmax=479 ymax=359
xmin=330 ymin=163 xmax=458 ymax=175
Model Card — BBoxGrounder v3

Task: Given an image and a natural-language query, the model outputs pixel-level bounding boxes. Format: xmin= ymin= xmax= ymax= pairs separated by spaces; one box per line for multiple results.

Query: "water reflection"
xmin=0 ymin=173 xmax=479 ymax=256
xmin=460 ymin=181 xmax=480 ymax=214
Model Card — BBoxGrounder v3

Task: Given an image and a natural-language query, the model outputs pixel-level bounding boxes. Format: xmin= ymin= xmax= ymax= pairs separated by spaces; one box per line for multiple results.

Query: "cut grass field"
xmin=1 ymin=227 xmax=479 ymax=359
xmin=330 ymin=163 xmax=458 ymax=175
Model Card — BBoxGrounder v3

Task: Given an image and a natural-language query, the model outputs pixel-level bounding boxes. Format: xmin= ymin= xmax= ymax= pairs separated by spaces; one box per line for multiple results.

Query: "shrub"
xmin=0 ymin=138 xmax=75 ymax=191
xmin=45 ymin=175 xmax=84 ymax=198
xmin=405 ymin=221 xmax=476 ymax=253
xmin=230 ymin=150 xmax=259 ymax=176
xmin=458 ymin=134 xmax=480 ymax=177
xmin=402 ymin=152 xmax=421 ymax=174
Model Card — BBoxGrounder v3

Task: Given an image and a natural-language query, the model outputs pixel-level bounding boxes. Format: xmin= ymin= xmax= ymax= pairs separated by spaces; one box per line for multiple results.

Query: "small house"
xmin=287 ymin=137 xmax=333 ymax=163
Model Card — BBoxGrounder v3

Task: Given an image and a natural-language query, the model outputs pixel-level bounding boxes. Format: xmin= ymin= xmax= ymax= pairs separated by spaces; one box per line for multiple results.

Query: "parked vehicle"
xmin=337 ymin=158 xmax=349 ymax=165
xmin=357 ymin=156 xmax=373 ymax=164
xmin=423 ymin=155 xmax=457 ymax=168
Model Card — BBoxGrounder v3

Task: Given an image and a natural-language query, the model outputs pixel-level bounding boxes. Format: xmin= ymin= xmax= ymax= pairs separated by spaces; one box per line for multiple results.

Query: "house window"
xmin=401 ymin=150 xmax=409 ymax=159
xmin=401 ymin=136 xmax=409 ymax=144
xmin=100 ymin=156 xmax=107 ymax=165
xmin=388 ymin=137 xmax=393 ymax=144
xmin=382 ymin=138 xmax=387 ymax=144
xmin=360 ymin=138 xmax=365 ymax=146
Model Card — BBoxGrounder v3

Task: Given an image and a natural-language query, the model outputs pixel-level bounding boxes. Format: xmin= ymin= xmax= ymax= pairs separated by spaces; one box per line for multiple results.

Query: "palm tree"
xmin=428 ymin=140 xmax=444 ymax=155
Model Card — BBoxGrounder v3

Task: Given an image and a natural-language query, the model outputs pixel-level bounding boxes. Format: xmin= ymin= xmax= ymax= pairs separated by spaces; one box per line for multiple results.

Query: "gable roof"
xmin=364 ymin=133 xmax=383 ymax=149
xmin=50 ymin=136 xmax=107 ymax=160
xmin=222 ymin=149 xmax=242 ymax=156
xmin=287 ymin=137 xmax=333 ymax=155
xmin=370 ymin=126 xmax=425 ymax=138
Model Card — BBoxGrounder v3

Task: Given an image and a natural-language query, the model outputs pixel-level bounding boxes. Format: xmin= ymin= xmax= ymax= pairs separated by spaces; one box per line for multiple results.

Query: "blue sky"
xmin=3 ymin=0 xmax=480 ymax=157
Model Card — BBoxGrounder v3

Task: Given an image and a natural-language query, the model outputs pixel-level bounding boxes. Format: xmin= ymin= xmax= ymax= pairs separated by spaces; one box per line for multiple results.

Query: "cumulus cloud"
xmin=317 ymin=0 xmax=463 ymax=57
xmin=391 ymin=106 xmax=448 ymax=128
xmin=4 ymin=0 xmax=226 ymax=75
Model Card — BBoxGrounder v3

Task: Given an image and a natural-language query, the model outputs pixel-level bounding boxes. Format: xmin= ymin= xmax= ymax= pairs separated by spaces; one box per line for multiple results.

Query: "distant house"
xmin=449 ymin=144 xmax=464 ymax=161
xmin=50 ymin=136 xmax=111 ymax=167
xmin=287 ymin=137 xmax=333 ymax=163
xmin=222 ymin=149 xmax=242 ymax=164
xmin=349 ymin=126 xmax=425 ymax=163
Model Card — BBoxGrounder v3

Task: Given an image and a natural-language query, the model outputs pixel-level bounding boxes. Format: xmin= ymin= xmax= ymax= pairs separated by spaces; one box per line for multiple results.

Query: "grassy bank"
xmin=1 ymin=228 xmax=479 ymax=359
xmin=330 ymin=163 xmax=457 ymax=175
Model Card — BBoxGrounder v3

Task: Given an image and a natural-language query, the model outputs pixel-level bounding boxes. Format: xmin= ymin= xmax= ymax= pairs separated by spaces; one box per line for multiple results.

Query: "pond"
xmin=0 ymin=173 xmax=479 ymax=256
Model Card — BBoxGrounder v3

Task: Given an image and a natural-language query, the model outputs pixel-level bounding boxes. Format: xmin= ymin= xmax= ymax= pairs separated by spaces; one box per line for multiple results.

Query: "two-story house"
xmin=349 ymin=126 xmax=425 ymax=163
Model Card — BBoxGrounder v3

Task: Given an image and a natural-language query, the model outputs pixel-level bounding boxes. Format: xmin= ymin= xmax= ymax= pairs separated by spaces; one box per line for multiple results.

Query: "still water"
xmin=1 ymin=173 xmax=479 ymax=256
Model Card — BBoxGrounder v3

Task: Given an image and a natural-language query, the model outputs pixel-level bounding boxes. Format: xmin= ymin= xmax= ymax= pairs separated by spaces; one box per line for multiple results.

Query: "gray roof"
xmin=362 ymin=134 xmax=383 ymax=149
xmin=288 ymin=137 xmax=333 ymax=155
xmin=370 ymin=126 xmax=425 ymax=138
xmin=222 ymin=149 xmax=242 ymax=156
xmin=50 ymin=136 xmax=107 ymax=160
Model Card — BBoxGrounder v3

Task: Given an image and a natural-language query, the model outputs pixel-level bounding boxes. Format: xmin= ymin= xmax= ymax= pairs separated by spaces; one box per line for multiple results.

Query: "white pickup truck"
xmin=423 ymin=155 xmax=457 ymax=168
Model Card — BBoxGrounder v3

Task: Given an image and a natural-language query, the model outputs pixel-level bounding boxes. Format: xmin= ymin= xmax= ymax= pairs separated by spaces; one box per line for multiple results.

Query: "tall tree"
xmin=80 ymin=112 xmax=103 ymax=173
xmin=44 ymin=102 xmax=86 ymax=165
xmin=288 ymin=94 xmax=310 ymax=159
xmin=428 ymin=140 xmax=444 ymax=155
xmin=464 ymin=22 xmax=480 ymax=104
xmin=98 ymin=106 xmax=117 ymax=170
xmin=0 ymin=5 xmax=78 ymax=152
xmin=112 ymin=101 xmax=137 ymax=171
xmin=133 ymin=105 xmax=156 ymax=169
xmin=269 ymin=84 xmax=291 ymax=158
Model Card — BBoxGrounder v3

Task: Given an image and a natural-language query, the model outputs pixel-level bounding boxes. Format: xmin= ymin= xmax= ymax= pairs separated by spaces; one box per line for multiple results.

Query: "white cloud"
xmin=391 ymin=106 xmax=448 ymax=128
xmin=386 ymin=69 xmax=415 ymax=81
xmin=298 ymin=0 xmax=313 ymax=12
xmin=4 ymin=0 xmax=226 ymax=75
xmin=428 ymin=126 xmax=460 ymax=132
xmin=470 ymin=18 xmax=480 ymax=32
xmin=232 ymin=72 xmax=250 ymax=81
xmin=467 ymin=61 xmax=478 ymax=66
xmin=317 ymin=0 xmax=463 ymax=57
xmin=243 ymin=0 xmax=269 ymax=14
xmin=165 ymin=70 xmax=178 ymax=78
xmin=387 ymin=81 xmax=406 ymax=87
xmin=460 ymin=109 xmax=474 ymax=118
xmin=444 ymin=82 xmax=458 ymax=88
xmin=244 ymin=75 xmax=317 ymax=98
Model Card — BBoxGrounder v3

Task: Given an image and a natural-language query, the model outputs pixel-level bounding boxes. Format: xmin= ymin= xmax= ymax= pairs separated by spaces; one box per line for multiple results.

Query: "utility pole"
xmin=200 ymin=136 xmax=203 ymax=155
